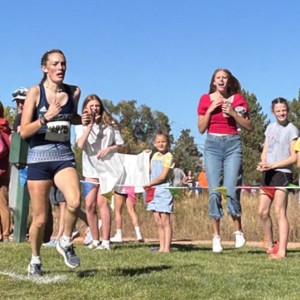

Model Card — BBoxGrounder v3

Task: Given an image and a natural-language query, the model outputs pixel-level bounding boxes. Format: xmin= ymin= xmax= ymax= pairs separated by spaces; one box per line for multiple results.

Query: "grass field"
xmin=6 ymin=191 xmax=300 ymax=299
xmin=1 ymin=240 xmax=300 ymax=300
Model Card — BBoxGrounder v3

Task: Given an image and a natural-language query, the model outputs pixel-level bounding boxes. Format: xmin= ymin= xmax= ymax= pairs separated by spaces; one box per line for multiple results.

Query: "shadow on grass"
xmin=112 ymin=242 xmax=148 ymax=250
xmin=76 ymin=269 xmax=98 ymax=278
xmin=286 ymin=249 xmax=300 ymax=254
xmin=114 ymin=265 xmax=171 ymax=277
xmin=171 ymin=243 xmax=211 ymax=252
xmin=112 ymin=242 xmax=214 ymax=252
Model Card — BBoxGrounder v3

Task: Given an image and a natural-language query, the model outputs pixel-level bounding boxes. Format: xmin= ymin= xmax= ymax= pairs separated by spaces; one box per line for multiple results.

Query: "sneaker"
xmin=150 ymin=247 xmax=159 ymax=252
xmin=3 ymin=236 xmax=9 ymax=243
xmin=88 ymin=241 xmax=100 ymax=249
xmin=110 ymin=235 xmax=122 ymax=243
xmin=71 ymin=231 xmax=80 ymax=240
xmin=56 ymin=241 xmax=80 ymax=269
xmin=96 ymin=243 xmax=110 ymax=251
xmin=234 ymin=231 xmax=246 ymax=248
xmin=212 ymin=236 xmax=223 ymax=253
xmin=43 ymin=239 xmax=58 ymax=247
xmin=83 ymin=228 xmax=92 ymax=245
xmin=28 ymin=263 xmax=43 ymax=277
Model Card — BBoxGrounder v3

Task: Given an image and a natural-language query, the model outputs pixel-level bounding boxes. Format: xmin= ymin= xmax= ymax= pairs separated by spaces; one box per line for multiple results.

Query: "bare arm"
xmin=260 ymin=138 xmax=268 ymax=163
xmin=76 ymin=123 xmax=93 ymax=149
xmin=70 ymin=86 xmax=82 ymax=125
xmin=20 ymin=86 xmax=41 ymax=139
xmin=297 ymin=151 xmax=300 ymax=169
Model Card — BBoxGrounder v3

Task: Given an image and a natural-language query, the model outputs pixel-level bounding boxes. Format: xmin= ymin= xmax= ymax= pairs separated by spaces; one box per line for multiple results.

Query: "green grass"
xmin=1 ymin=242 xmax=300 ymax=299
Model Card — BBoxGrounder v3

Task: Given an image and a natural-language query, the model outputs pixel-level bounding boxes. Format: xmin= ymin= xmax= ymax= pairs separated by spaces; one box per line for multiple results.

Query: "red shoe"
xmin=266 ymin=241 xmax=280 ymax=254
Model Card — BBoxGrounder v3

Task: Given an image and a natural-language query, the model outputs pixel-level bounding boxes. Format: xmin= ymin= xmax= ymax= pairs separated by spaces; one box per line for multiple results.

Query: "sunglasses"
xmin=12 ymin=88 xmax=27 ymax=98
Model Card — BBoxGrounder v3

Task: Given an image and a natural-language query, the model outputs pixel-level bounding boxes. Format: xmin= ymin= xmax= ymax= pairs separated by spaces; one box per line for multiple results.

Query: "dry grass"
xmin=118 ymin=190 xmax=300 ymax=243
xmin=50 ymin=191 xmax=300 ymax=243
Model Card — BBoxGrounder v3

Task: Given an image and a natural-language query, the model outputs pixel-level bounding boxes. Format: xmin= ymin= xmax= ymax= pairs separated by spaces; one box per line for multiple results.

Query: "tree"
xmin=104 ymin=99 xmax=172 ymax=153
xmin=284 ymin=91 xmax=300 ymax=183
xmin=288 ymin=89 xmax=300 ymax=131
xmin=4 ymin=105 xmax=16 ymax=128
xmin=172 ymin=129 xmax=201 ymax=174
xmin=239 ymin=90 xmax=269 ymax=185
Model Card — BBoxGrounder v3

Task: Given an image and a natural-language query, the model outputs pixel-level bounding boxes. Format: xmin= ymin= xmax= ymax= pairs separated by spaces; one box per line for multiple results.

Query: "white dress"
xmin=75 ymin=123 xmax=125 ymax=194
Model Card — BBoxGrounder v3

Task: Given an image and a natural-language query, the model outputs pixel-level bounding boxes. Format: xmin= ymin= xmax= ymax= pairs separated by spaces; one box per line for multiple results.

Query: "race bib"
xmin=45 ymin=121 xmax=70 ymax=142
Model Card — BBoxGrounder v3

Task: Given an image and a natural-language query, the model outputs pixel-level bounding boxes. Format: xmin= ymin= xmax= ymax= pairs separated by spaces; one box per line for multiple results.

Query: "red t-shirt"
xmin=197 ymin=93 xmax=248 ymax=134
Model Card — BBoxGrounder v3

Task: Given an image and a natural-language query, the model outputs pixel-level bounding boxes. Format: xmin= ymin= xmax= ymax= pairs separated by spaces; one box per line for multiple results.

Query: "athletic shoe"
xmin=56 ymin=241 xmax=80 ymax=269
xmin=96 ymin=243 xmax=110 ymax=251
xmin=267 ymin=241 xmax=280 ymax=255
xmin=88 ymin=241 xmax=100 ymax=249
xmin=43 ymin=239 xmax=57 ymax=247
xmin=110 ymin=235 xmax=122 ymax=243
xmin=212 ymin=236 xmax=223 ymax=253
xmin=234 ymin=231 xmax=246 ymax=248
xmin=28 ymin=263 xmax=43 ymax=277
xmin=83 ymin=227 xmax=92 ymax=245
xmin=71 ymin=231 xmax=80 ymax=240
xmin=3 ymin=236 xmax=9 ymax=243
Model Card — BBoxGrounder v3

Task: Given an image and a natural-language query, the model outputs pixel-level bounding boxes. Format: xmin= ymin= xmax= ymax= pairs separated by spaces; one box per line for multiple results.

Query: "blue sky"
xmin=1 ymin=0 xmax=300 ymax=148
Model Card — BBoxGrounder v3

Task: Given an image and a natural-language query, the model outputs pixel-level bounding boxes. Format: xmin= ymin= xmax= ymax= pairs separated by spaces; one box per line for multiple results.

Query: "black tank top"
xmin=30 ymin=84 xmax=74 ymax=147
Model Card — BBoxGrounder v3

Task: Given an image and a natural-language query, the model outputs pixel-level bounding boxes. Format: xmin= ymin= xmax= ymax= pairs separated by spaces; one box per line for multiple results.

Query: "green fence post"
xmin=9 ymin=132 xmax=30 ymax=242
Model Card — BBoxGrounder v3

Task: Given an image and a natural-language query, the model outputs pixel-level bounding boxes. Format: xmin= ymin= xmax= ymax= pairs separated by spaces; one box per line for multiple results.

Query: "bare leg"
xmin=84 ymin=181 xmax=99 ymax=241
xmin=161 ymin=213 xmax=172 ymax=252
xmin=212 ymin=218 xmax=221 ymax=236
xmin=153 ymin=212 xmax=164 ymax=251
xmin=113 ymin=193 xmax=125 ymax=230
xmin=0 ymin=185 xmax=11 ymax=238
xmin=258 ymin=192 xmax=273 ymax=250
xmin=232 ymin=215 xmax=243 ymax=232
xmin=126 ymin=198 xmax=143 ymax=240
xmin=56 ymin=201 xmax=66 ymax=239
xmin=126 ymin=197 xmax=139 ymax=228
xmin=28 ymin=180 xmax=52 ymax=256
xmin=77 ymin=208 xmax=88 ymax=227
xmin=273 ymin=190 xmax=289 ymax=257
xmin=55 ymin=168 xmax=81 ymax=238
xmin=97 ymin=194 xmax=111 ymax=241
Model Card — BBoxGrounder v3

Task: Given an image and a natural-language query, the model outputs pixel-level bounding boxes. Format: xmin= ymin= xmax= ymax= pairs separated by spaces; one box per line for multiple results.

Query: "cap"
xmin=12 ymin=87 xmax=28 ymax=101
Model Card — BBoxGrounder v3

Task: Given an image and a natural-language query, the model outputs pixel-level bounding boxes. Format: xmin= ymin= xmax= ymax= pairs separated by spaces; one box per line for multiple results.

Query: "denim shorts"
xmin=27 ymin=160 xmax=76 ymax=180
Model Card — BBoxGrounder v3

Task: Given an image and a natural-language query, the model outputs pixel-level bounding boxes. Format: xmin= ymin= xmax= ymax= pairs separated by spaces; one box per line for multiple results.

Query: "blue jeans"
xmin=204 ymin=134 xmax=242 ymax=219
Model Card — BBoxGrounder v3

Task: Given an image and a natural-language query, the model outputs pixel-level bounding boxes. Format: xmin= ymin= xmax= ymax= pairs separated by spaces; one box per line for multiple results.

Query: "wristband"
xmin=39 ymin=115 xmax=49 ymax=126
